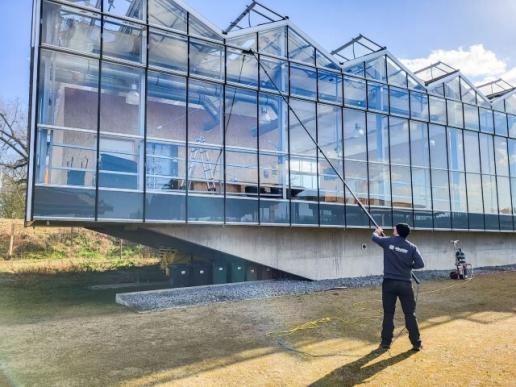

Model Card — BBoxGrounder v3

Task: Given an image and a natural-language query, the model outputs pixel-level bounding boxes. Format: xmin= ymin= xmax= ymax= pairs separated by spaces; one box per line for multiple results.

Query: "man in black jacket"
xmin=372 ymin=223 xmax=425 ymax=351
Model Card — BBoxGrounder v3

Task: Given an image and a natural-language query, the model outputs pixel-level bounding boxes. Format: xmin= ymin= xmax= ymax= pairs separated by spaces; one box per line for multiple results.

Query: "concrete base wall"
xmin=140 ymin=225 xmax=516 ymax=280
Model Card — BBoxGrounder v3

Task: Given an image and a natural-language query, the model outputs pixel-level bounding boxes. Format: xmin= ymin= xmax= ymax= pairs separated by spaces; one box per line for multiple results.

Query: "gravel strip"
xmin=116 ymin=264 xmax=516 ymax=313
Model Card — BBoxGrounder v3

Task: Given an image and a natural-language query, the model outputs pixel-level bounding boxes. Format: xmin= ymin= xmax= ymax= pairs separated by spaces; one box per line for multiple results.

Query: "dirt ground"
xmin=0 ymin=270 xmax=515 ymax=387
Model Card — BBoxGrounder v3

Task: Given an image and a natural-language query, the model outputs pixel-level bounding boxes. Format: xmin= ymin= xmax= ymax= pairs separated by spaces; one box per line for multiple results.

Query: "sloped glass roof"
xmin=413 ymin=61 xmax=458 ymax=84
xmin=223 ymin=1 xmax=288 ymax=34
xmin=477 ymin=79 xmax=515 ymax=98
xmin=331 ymin=34 xmax=384 ymax=62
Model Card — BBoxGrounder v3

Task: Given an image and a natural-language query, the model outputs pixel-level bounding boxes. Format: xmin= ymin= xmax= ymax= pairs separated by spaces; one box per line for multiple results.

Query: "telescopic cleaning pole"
xmin=243 ymin=49 xmax=421 ymax=284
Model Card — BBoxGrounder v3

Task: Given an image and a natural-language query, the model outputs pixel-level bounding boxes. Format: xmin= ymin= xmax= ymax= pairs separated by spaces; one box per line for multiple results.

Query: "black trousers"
xmin=381 ymin=278 xmax=421 ymax=346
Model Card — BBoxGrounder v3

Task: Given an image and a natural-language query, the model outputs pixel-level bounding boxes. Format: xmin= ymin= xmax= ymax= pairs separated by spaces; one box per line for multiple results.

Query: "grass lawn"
xmin=0 ymin=268 xmax=515 ymax=386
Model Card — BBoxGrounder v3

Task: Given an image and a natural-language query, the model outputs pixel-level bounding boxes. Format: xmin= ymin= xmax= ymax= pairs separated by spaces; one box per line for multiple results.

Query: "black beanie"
xmin=396 ymin=223 xmax=410 ymax=238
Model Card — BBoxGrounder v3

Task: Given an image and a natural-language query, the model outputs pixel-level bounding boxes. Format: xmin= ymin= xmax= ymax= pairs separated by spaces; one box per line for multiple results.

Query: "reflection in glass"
xmin=288 ymin=29 xmax=315 ymax=65
xmin=447 ymin=127 xmax=464 ymax=171
xmin=149 ymin=0 xmax=187 ymax=32
xmin=367 ymin=113 xmax=389 ymax=163
xmin=190 ymin=38 xmax=224 ymax=80
xmin=344 ymin=77 xmax=366 ymax=108
xmin=410 ymin=121 xmax=429 ymax=168
xmin=494 ymin=111 xmax=508 ymax=136
xmin=480 ymin=134 xmax=496 ymax=175
xmin=259 ymin=58 xmax=288 ymax=93
xmin=227 ymin=49 xmax=258 ymax=87
xmin=464 ymin=131 xmax=480 ymax=172
xmin=479 ymin=108 xmax=494 ymax=133
xmin=149 ymin=29 xmax=187 ymax=72
xmin=258 ymin=27 xmax=287 ymax=57
xmin=38 ymin=50 xmax=99 ymax=131
xmin=103 ymin=0 xmax=144 ymax=20
xmin=318 ymin=70 xmax=342 ymax=104
xmin=463 ymin=104 xmax=479 ymax=131
xmin=290 ymin=64 xmax=317 ymax=99
xmin=188 ymin=79 xmax=223 ymax=146
xmin=343 ymin=108 xmax=366 ymax=161
xmin=42 ymin=1 xmax=101 ymax=55
xmin=365 ymin=56 xmax=386 ymax=82
xmin=429 ymin=96 xmax=446 ymax=124
xmin=410 ymin=91 xmax=429 ymax=121
xmin=429 ymin=124 xmax=447 ymax=169
xmin=103 ymin=17 xmax=144 ymax=63
xmin=318 ymin=104 xmax=342 ymax=159
xmin=447 ymin=100 xmax=463 ymax=128
xmin=369 ymin=163 xmax=391 ymax=206
xmin=391 ymin=165 xmax=412 ymax=208
xmin=390 ymin=117 xmax=410 ymax=165
xmin=389 ymin=87 xmax=409 ymax=117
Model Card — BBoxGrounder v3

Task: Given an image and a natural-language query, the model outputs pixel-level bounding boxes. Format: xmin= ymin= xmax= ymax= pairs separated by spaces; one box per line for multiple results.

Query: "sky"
xmin=1 ymin=0 xmax=516 ymax=106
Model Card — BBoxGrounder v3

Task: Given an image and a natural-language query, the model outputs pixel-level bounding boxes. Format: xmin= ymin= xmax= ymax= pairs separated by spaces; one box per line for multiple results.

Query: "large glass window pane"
xmin=344 ymin=62 xmax=365 ymax=78
xmin=319 ymin=156 xmax=344 ymax=226
xmin=369 ymin=163 xmax=391 ymax=206
xmin=386 ymin=57 xmax=407 ymax=87
xmin=103 ymin=17 xmax=144 ymax=63
xmin=289 ymin=157 xmax=318 ymax=222
xmin=146 ymin=141 xmax=186 ymax=192
xmin=479 ymin=108 xmax=494 ymax=133
xmin=410 ymin=91 xmax=429 ymax=121
xmin=103 ymin=0 xmax=144 ymax=20
xmin=429 ymin=96 xmax=446 ymax=124
xmin=227 ymin=32 xmax=256 ymax=51
xmin=391 ymin=165 xmax=412 ymax=208
xmin=494 ymin=137 xmax=509 ymax=176
xmin=227 ymin=49 xmax=258 ymax=87
xmin=447 ymin=100 xmax=463 ymax=128
xmin=444 ymin=77 xmax=460 ymax=100
xmin=288 ymin=28 xmax=315 ymax=65
xmin=188 ymin=79 xmax=223 ymax=146
xmin=480 ymin=134 xmax=496 ymax=175
xmin=259 ymin=93 xmax=287 ymax=153
xmin=97 ymin=190 xmax=143 ymax=220
xmin=429 ymin=124 xmax=447 ymax=169
xmin=225 ymin=87 xmax=258 ymax=148
xmin=99 ymin=135 xmax=143 ymax=190
xmin=367 ymin=82 xmax=389 ymax=113
xmin=60 ymin=0 xmax=100 ymax=8
xmin=482 ymin=174 xmax=498 ymax=214
xmin=344 ymin=160 xmax=368 ymax=225
xmin=318 ymin=70 xmax=343 ymax=104
xmin=410 ymin=121 xmax=429 ymax=168
xmin=367 ymin=113 xmax=389 ymax=163
xmin=449 ymin=171 xmax=468 ymax=228
xmin=318 ymin=104 xmax=342 ymax=159
xmin=290 ymin=63 xmax=317 ymax=99
xmin=188 ymin=15 xmax=222 ymax=41
xmin=344 ymin=77 xmax=366 ymax=109
xmin=100 ymin=62 xmax=144 ymax=136
xmin=509 ymin=114 xmax=516 ymax=138
xmin=447 ymin=127 xmax=464 ymax=171
xmin=412 ymin=167 xmax=432 ymax=210
xmin=190 ymin=38 xmax=224 ymax=80
xmin=365 ymin=56 xmax=386 ymax=82
xmin=464 ymin=104 xmax=479 ymax=131
xmin=389 ymin=117 xmax=410 ymax=165
xmin=289 ymin=99 xmax=316 ymax=156
xmin=42 ymin=1 xmax=101 ymax=55
xmin=259 ymin=57 xmax=288 ymax=93
xmin=149 ymin=0 xmax=187 ymax=32
xmin=187 ymin=145 xmax=223 ymax=194
xmin=432 ymin=169 xmax=451 ymax=228
xmin=506 ymin=94 xmax=516 ymax=115
xmin=460 ymin=78 xmax=476 ymax=104
xmin=389 ymin=87 xmax=409 ymax=117
xmin=149 ymin=29 xmax=187 ymax=73
xmin=34 ymin=186 xmax=96 ymax=219
xmin=497 ymin=176 xmax=512 ymax=217
xmin=147 ymin=72 xmax=186 ymax=141
xmin=259 ymin=153 xmax=289 ymax=224
xmin=258 ymin=27 xmax=287 ymax=57
xmin=464 ymin=131 xmax=480 ymax=172
xmin=36 ymin=128 xmax=96 ymax=187
xmin=343 ymin=108 xmax=366 ymax=161
xmin=509 ymin=139 xmax=516 ymax=176
xmin=38 ymin=50 xmax=99 ymax=131
xmin=466 ymin=173 xmax=483 ymax=214
xmin=225 ymin=149 xmax=258 ymax=223
xmin=494 ymin=111 xmax=508 ymax=136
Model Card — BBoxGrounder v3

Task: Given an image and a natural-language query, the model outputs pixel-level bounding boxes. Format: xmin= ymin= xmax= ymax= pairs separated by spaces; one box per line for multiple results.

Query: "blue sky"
xmin=1 ymin=0 xmax=516 ymax=105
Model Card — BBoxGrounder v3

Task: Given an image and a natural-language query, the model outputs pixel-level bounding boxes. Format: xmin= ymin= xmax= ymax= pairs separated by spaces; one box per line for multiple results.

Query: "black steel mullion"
xmin=185 ymin=11 xmax=190 ymax=223
xmin=387 ymin=116 xmax=394 ymax=228
xmin=29 ymin=0 xmax=44 ymax=223
xmin=256 ymin=33 xmax=261 ymax=224
xmin=94 ymin=0 xmax=104 ymax=221
xmin=315 ymin=54 xmax=321 ymax=227
xmin=506 ymin=139 xmax=515 ymax=230
xmin=286 ymin=26 xmax=292 ymax=226
xmin=223 ymin=41 xmax=227 ymax=224
xmin=341 ymin=67 xmax=347 ymax=227
xmin=365 ymin=83 xmax=371 ymax=228
xmin=492 ymin=135 xmax=501 ymax=230
xmin=461 ymin=129 xmax=470 ymax=230
xmin=427 ymin=123 xmax=435 ymax=229
xmin=142 ymin=0 xmax=149 ymax=222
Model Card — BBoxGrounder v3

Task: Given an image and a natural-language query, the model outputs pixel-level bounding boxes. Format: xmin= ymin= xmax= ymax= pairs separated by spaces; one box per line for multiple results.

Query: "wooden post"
xmin=7 ymin=222 xmax=15 ymax=260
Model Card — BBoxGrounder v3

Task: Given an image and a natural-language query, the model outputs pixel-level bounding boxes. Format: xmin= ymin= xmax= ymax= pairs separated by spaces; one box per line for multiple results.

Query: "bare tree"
xmin=0 ymin=99 xmax=28 ymax=184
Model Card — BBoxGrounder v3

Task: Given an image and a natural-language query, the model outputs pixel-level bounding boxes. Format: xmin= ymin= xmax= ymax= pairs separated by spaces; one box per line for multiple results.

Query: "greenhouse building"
xmin=26 ymin=0 xmax=516 ymax=279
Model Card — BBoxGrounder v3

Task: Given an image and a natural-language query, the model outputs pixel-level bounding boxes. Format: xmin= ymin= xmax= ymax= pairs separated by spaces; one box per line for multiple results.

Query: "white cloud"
xmin=401 ymin=44 xmax=516 ymax=86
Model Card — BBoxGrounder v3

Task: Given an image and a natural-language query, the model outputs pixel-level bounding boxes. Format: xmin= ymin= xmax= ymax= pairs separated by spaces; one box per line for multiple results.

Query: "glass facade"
xmin=29 ymin=0 xmax=516 ymax=231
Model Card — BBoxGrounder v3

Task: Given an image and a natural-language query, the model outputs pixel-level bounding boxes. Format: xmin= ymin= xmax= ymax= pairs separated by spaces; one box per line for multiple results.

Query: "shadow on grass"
xmin=310 ymin=348 xmax=415 ymax=386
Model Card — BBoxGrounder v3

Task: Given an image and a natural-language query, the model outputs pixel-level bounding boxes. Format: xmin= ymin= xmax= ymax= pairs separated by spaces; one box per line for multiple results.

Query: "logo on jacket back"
xmin=389 ymin=244 xmax=409 ymax=254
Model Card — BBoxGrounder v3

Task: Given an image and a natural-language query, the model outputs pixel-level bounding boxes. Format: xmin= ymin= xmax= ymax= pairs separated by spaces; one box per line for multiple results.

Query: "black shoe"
xmin=412 ymin=344 xmax=423 ymax=351
xmin=379 ymin=343 xmax=390 ymax=350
